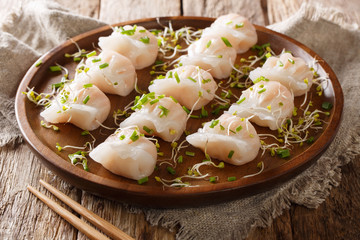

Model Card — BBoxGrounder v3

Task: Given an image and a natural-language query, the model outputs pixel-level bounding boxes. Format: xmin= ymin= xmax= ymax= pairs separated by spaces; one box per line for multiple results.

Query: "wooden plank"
xmin=55 ymin=0 xmax=100 ymax=19
xmin=0 ymin=144 xmax=80 ymax=239
xmin=182 ymin=0 xmax=266 ymax=26
xmin=99 ymin=0 xmax=181 ymax=23
xmin=76 ymin=192 xmax=176 ymax=240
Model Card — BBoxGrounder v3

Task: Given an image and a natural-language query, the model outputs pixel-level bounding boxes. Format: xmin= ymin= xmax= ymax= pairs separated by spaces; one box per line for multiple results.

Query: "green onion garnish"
xmin=258 ymin=88 xmax=266 ymax=94
xmin=86 ymin=51 xmax=97 ymax=58
xmin=228 ymin=150 xmax=234 ymax=159
xmin=288 ymin=58 xmax=295 ymax=64
xmin=150 ymin=99 xmax=159 ymax=105
xmin=321 ymin=102 xmax=333 ymax=110
xmin=188 ymin=76 xmax=197 ymax=82
xmin=83 ymin=95 xmax=90 ymax=104
xmin=277 ymin=149 xmax=290 ymax=158
xmin=130 ymin=130 xmax=140 ymax=142
xmin=209 ymin=177 xmax=217 ymax=183
xmin=52 ymin=82 xmax=64 ymax=89
xmin=119 ymin=135 xmax=126 ymax=140
xmin=182 ymin=106 xmax=190 ymax=114
xmin=307 ymin=136 xmax=315 ymax=144
xmin=237 ymin=97 xmax=246 ymax=104
xmin=140 ymin=36 xmax=150 ymax=44
xmin=221 ymin=37 xmax=232 ymax=47
xmin=206 ymin=40 xmax=212 ymax=48
xmin=209 ymin=119 xmax=220 ymax=128
xmin=201 ymin=106 xmax=208 ymax=118
xmin=81 ymin=130 xmax=90 ymax=136
xmin=83 ymin=83 xmax=93 ymax=89
xmin=236 ymin=125 xmax=242 ymax=132
xmin=99 ymin=63 xmax=109 ymax=69
xmin=278 ymin=60 xmax=284 ymax=67
xmin=177 ymin=155 xmax=183 ymax=163
xmin=185 ymin=151 xmax=195 ymax=157
xmin=92 ymin=58 xmax=101 ymax=63
xmin=35 ymin=60 xmax=42 ymax=67
xmin=174 ymin=71 xmax=180 ymax=83
xmin=235 ymin=22 xmax=244 ymax=28
xmin=170 ymin=96 xmax=178 ymax=103
xmin=143 ymin=125 xmax=153 ymax=134
xmin=166 ymin=166 xmax=176 ymax=175
xmin=49 ymin=66 xmax=62 ymax=72
xmin=137 ymin=177 xmax=148 ymax=184
xmin=159 ymin=105 xmax=169 ymax=117
xmin=227 ymin=176 xmax=236 ymax=181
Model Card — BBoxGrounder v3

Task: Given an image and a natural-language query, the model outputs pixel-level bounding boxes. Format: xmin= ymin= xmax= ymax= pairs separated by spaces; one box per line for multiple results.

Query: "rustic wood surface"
xmin=0 ymin=0 xmax=359 ymax=239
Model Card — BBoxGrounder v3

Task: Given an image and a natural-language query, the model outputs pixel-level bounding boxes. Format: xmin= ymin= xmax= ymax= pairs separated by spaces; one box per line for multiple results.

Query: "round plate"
xmin=15 ymin=16 xmax=343 ymax=208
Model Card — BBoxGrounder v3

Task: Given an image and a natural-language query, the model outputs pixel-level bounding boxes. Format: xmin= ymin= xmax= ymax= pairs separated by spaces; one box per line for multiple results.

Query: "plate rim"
xmin=15 ymin=16 xmax=344 ymax=206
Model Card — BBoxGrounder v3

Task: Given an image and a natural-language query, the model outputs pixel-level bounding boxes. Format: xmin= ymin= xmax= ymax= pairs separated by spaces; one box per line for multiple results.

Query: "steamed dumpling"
xmin=202 ymin=13 xmax=257 ymax=54
xmin=249 ymin=52 xmax=314 ymax=96
xmin=75 ymin=50 xmax=136 ymax=96
xmin=98 ymin=25 xmax=158 ymax=69
xmin=179 ymin=36 xmax=237 ymax=79
xmin=40 ymin=82 xmax=111 ymax=131
xmin=89 ymin=127 xmax=157 ymax=180
xmin=186 ymin=113 xmax=260 ymax=165
xmin=120 ymin=93 xmax=187 ymax=142
xmin=148 ymin=65 xmax=218 ymax=110
xmin=227 ymin=81 xmax=294 ymax=130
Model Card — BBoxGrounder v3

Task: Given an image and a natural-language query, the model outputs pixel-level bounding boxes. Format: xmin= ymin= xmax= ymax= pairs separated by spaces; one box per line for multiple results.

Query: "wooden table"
xmin=1 ymin=0 xmax=359 ymax=239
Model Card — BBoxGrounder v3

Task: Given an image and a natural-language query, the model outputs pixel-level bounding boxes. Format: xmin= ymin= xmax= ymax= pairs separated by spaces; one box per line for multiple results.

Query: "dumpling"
xmin=179 ymin=35 xmax=237 ymax=79
xmin=227 ymin=81 xmax=294 ymax=130
xmin=120 ymin=93 xmax=187 ymax=142
xmin=186 ymin=113 xmax=260 ymax=165
xmin=148 ymin=65 xmax=218 ymax=110
xmin=249 ymin=52 xmax=314 ymax=96
xmin=40 ymin=82 xmax=111 ymax=131
xmin=89 ymin=127 xmax=157 ymax=180
xmin=98 ymin=25 xmax=158 ymax=69
xmin=202 ymin=13 xmax=257 ymax=54
xmin=75 ymin=50 xmax=136 ymax=96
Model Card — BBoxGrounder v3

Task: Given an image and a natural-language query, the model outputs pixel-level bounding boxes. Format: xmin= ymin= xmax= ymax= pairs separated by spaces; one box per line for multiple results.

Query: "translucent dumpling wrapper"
xmin=89 ymin=127 xmax=157 ymax=180
xmin=148 ymin=65 xmax=218 ymax=110
xmin=40 ymin=82 xmax=111 ymax=131
xmin=120 ymin=93 xmax=187 ymax=142
xmin=249 ymin=52 xmax=314 ymax=96
xmin=202 ymin=13 xmax=257 ymax=54
xmin=98 ymin=25 xmax=158 ymax=69
xmin=227 ymin=81 xmax=294 ymax=130
xmin=75 ymin=50 xmax=136 ymax=96
xmin=186 ymin=113 xmax=260 ymax=166
xmin=179 ymin=36 xmax=237 ymax=79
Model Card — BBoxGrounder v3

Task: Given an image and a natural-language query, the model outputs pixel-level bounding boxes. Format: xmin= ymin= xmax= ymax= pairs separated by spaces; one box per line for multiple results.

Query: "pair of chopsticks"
xmin=27 ymin=180 xmax=134 ymax=240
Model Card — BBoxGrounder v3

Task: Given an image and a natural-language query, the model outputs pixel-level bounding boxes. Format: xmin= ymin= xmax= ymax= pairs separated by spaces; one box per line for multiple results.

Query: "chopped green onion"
xmin=119 ymin=135 xmax=126 ymax=140
xmin=130 ymin=130 xmax=140 ymax=142
xmin=228 ymin=150 xmax=234 ymax=159
xmin=201 ymin=106 xmax=208 ymax=118
xmin=188 ymin=76 xmax=197 ymax=82
xmin=174 ymin=71 xmax=180 ymax=83
xmin=322 ymin=102 xmax=333 ymax=110
xmin=143 ymin=125 xmax=153 ymax=134
xmin=235 ymin=22 xmax=244 ymax=28
xmin=209 ymin=119 xmax=219 ymax=128
xmin=150 ymin=99 xmax=159 ymax=105
xmin=92 ymin=58 xmax=101 ymax=63
xmin=278 ymin=60 xmax=284 ymax=67
xmin=217 ymin=162 xmax=225 ymax=168
xmin=265 ymin=52 xmax=272 ymax=58
xmin=166 ymin=166 xmax=176 ymax=175
xmin=202 ymin=78 xmax=212 ymax=84
xmin=83 ymin=95 xmax=90 ymax=104
xmin=81 ymin=130 xmax=90 ymax=136
xmin=209 ymin=176 xmax=217 ymax=183
xmin=139 ymin=29 xmax=146 ymax=33
xmin=99 ymin=63 xmax=109 ymax=69
xmin=83 ymin=83 xmax=93 ymax=89
xmin=137 ymin=177 xmax=148 ymax=184
xmin=258 ymin=88 xmax=266 ymax=94
xmin=307 ymin=136 xmax=315 ymax=144
xmin=86 ymin=51 xmax=97 ymax=58
xmin=158 ymin=105 xmax=169 ymax=117
xmin=177 ymin=155 xmax=183 ymax=163
xmin=170 ymin=96 xmax=178 ymax=103
xmin=206 ymin=40 xmax=212 ymax=48
xmin=226 ymin=21 xmax=233 ymax=25
xmin=185 ymin=151 xmax=195 ymax=157
xmin=52 ymin=82 xmax=64 ymax=90
xmin=49 ymin=65 xmax=62 ymax=72
xmin=35 ymin=60 xmax=42 ymax=67
xmin=236 ymin=125 xmax=242 ymax=132
xmin=277 ymin=149 xmax=290 ymax=158
xmin=227 ymin=176 xmax=236 ymax=181
xmin=182 ymin=106 xmax=190 ymax=114
xmin=237 ymin=97 xmax=246 ymax=104
xmin=221 ymin=37 xmax=232 ymax=47
xmin=140 ymin=36 xmax=150 ymax=44
xmin=288 ymin=58 xmax=295 ymax=64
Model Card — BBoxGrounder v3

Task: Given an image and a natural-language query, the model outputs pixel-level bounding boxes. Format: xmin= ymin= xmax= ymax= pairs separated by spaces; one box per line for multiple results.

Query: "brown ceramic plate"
xmin=15 ymin=17 xmax=343 ymax=208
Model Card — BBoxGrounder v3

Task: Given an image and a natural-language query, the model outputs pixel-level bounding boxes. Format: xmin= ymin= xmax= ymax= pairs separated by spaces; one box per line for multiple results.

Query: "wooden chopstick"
xmin=38 ymin=179 xmax=134 ymax=240
xmin=27 ymin=185 xmax=110 ymax=240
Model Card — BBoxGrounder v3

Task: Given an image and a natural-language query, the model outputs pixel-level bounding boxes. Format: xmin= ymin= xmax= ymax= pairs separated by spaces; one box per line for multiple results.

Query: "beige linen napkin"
xmin=1 ymin=1 xmax=359 ymax=239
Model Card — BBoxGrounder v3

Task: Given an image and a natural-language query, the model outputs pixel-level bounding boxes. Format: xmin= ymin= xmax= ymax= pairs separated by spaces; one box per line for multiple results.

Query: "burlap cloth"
xmin=1 ymin=1 xmax=359 ymax=239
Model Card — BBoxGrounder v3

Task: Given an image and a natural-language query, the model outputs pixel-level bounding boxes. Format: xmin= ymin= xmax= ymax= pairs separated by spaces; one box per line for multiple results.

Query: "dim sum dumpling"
xmin=98 ymin=25 xmax=158 ymax=69
xmin=249 ymin=52 xmax=314 ymax=96
xmin=202 ymin=13 xmax=257 ymax=54
xmin=186 ymin=113 xmax=260 ymax=165
xmin=227 ymin=81 xmax=294 ymax=130
xmin=89 ymin=127 xmax=157 ymax=180
xmin=179 ymin=36 xmax=237 ymax=79
xmin=148 ymin=65 xmax=218 ymax=110
xmin=120 ymin=93 xmax=187 ymax=142
xmin=75 ymin=50 xmax=136 ymax=96
xmin=40 ymin=82 xmax=111 ymax=131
